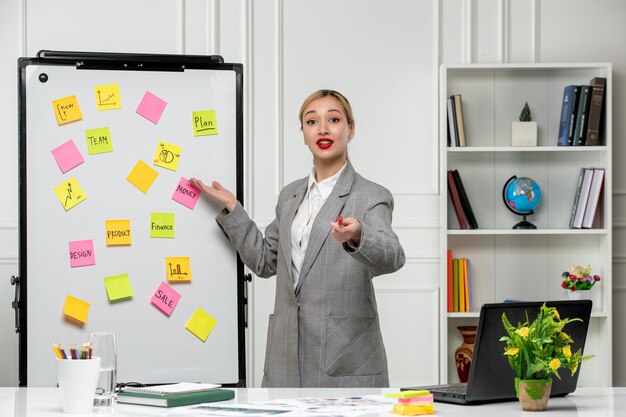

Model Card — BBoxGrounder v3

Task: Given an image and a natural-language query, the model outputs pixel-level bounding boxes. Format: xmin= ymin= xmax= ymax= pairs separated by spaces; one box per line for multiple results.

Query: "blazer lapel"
xmin=280 ymin=179 xmax=307 ymax=283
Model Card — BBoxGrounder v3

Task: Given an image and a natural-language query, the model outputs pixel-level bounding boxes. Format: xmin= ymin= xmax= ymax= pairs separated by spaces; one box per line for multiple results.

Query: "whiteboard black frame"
xmin=17 ymin=51 xmax=246 ymax=387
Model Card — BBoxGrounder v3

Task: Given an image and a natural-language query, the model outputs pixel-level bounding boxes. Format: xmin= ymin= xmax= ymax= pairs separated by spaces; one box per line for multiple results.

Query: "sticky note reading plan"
xmin=166 ymin=256 xmax=191 ymax=282
xmin=151 ymin=282 xmax=181 ymax=316
xmin=105 ymin=219 xmax=131 ymax=246
xmin=63 ymin=295 xmax=90 ymax=323
xmin=51 ymin=140 xmax=84 ymax=173
xmin=68 ymin=239 xmax=95 ymax=268
xmin=52 ymin=95 xmax=83 ymax=125
xmin=53 ymin=177 xmax=87 ymax=211
xmin=104 ymin=273 xmax=133 ymax=301
xmin=172 ymin=178 xmax=200 ymax=209
xmin=150 ymin=212 xmax=175 ymax=238
xmin=94 ymin=84 xmax=122 ymax=111
xmin=127 ymin=160 xmax=159 ymax=193
xmin=192 ymin=110 xmax=218 ymax=136
xmin=136 ymin=91 xmax=167 ymax=124
xmin=185 ymin=308 xmax=217 ymax=342
xmin=85 ymin=127 xmax=113 ymax=154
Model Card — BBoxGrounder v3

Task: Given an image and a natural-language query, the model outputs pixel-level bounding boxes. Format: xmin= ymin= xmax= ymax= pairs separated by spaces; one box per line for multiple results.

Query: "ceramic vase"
xmin=568 ymin=290 xmax=589 ymax=300
xmin=515 ymin=377 xmax=552 ymax=411
xmin=454 ymin=325 xmax=477 ymax=383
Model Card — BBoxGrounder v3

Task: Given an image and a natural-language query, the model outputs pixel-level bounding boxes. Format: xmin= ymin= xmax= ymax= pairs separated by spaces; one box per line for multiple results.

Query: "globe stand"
xmin=513 ymin=213 xmax=537 ymax=229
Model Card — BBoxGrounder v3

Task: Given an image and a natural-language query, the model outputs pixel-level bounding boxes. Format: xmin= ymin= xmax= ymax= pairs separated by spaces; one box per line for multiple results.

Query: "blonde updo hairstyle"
xmin=298 ymin=90 xmax=355 ymax=130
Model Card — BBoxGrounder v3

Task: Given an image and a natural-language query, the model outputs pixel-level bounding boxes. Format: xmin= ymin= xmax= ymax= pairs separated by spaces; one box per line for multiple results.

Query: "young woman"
xmin=190 ymin=90 xmax=405 ymax=387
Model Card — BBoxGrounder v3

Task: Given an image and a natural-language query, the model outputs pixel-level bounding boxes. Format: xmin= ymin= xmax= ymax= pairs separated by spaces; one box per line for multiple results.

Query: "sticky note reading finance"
xmin=104 ymin=273 xmax=133 ymax=301
xmin=151 ymin=282 xmax=181 ymax=316
xmin=63 ymin=295 xmax=90 ymax=323
xmin=94 ymin=84 xmax=122 ymax=111
xmin=192 ymin=110 xmax=219 ymax=136
xmin=54 ymin=177 xmax=87 ymax=211
xmin=166 ymin=256 xmax=191 ymax=282
xmin=150 ymin=212 xmax=175 ymax=238
xmin=136 ymin=91 xmax=167 ymax=124
xmin=105 ymin=219 xmax=131 ymax=246
xmin=185 ymin=308 xmax=217 ymax=342
xmin=85 ymin=127 xmax=113 ymax=155
xmin=51 ymin=140 xmax=84 ymax=173
xmin=68 ymin=239 xmax=95 ymax=268
xmin=172 ymin=178 xmax=200 ymax=209
xmin=153 ymin=141 xmax=181 ymax=171
xmin=127 ymin=160 xmax=159 ymax=193
xmin=52 ymin=95 xmax=83 ymax=125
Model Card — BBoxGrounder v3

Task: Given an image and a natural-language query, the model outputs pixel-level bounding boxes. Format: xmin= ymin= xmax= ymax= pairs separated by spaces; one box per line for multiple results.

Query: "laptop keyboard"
xmin=433 ymin=385 xmax=467 ymax=394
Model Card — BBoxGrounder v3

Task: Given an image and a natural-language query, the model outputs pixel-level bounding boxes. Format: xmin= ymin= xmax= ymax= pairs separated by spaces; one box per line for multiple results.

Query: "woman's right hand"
xmin=189 ymin=178 xmax=238 ymax=212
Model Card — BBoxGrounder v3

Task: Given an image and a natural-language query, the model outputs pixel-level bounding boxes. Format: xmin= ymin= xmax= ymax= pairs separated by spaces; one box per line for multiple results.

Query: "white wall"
xmin=1 ymin=0 xmax=625 ymax=387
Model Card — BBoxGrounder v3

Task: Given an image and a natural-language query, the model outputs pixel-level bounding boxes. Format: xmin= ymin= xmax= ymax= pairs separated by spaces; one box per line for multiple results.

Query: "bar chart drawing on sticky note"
xmin=166 ymin=256 xmax=191 ymax=282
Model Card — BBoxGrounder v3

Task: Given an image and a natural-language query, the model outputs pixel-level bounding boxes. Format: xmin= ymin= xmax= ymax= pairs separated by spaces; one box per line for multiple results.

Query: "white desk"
xmin=1 ymin=387 xmax=624 ymax=416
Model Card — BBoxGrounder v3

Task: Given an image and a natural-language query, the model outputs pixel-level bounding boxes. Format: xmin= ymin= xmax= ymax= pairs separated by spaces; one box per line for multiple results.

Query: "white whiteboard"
xmin=19 ymin=54 xmax=244 ymax=386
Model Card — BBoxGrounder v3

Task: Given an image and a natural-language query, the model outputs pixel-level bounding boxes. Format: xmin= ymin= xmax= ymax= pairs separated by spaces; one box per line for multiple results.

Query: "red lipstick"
xmin=316 ymin=138 xmax=334 ymax=149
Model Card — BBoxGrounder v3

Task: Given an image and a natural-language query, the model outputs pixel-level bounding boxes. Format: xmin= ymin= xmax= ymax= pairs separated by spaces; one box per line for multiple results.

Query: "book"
xmin=453 ymin=258 xmax=459 ymax=312
xmin=458 ymin=258 xmax=466 ymax=312
xmin=451 ymin=169 xmax=478 ymax=229
xmin=466 ymin=258 xmax=472 ymax=312
xmin=585 ymin=77 xmax=606 ymax=146
xmin=568 ymin=168 xmax=586 ymax=229
xmin=447 ymin=249 xmax=454 ymax=312
xmin=557 ymin=85 xmax=580 ymax=146
xmin=447 ymin=97 xmax=459 ymax=147
xmin=570 ymin=168 xmax=594 ymax=229
xmin=447 ymin=170 xmax=468 ymax=229
xmin=117 ymin=388 xmax=235 ymax=408
xmin=120 ymin=382 xmax=221 ymax=394
xmin=582 ymin=168 xmax=605 ymax=229
xmin=453 ymin=95 xmax=467 ymax=147
xmin=462 ymin=259 xmax=470 ymax=312
xmin=572 ymin=85 xmax=592 ymax=146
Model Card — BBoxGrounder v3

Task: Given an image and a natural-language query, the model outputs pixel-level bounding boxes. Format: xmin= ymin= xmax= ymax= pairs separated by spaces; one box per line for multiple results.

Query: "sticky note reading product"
xmin=104 ymin=273 xmax=133 ymax=301
xmin=63 ymin=295 xmax=90 ymax=323
xmin=68 ymin=239 xmax=95 ymax=268
xmin=151 ymin=282 xmax=181 ymax=316
xmin=52 ymin=95 xmax=83 ymax=125
xmin=136 ymin=91 xmax=167 ymax=124
xmin=153 ymin=141 xmax=182 ymax=171
xmin=192 ymin=110 xmax=219 ymax=136
xmin=54 ymin=177 xmax=87 ymax=211
xmin=185 ymin=308 xmax=217 ymax=342
xmin=105 ymin=219 xmax=131 ymax=246
xmin=51 ymin=140 xmax=84 ymax=173
xmin=171 ymin=178 xmax=200 ymax=209
xmin=150 ymin=212 xmax=175 ymax=238
xmin=85 ymin=127 xmax=113 ymax=154
xmin=166 ymin=256 xmax=191 ymax=282
xmin=94 ymin=84 xmax=122 ymax=111
xmin=127 ymin=160 xmax=159 ymax=193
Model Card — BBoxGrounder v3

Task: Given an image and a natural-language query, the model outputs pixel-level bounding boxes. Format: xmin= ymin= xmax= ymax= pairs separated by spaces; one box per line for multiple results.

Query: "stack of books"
xmin=569 ymin=167 xmax=605 ymax=229
xmin=117 ymin=382 xmax=234 ymax=408
xmin=447 ymin=169 xmax=478 ymax=229
xmin=447 ymin=94 xmax=467 ymax=147
xmin=447 ymin=250 xmax=472 ymax=313
xmin=557 ymin=77 xmax=606 ymax=146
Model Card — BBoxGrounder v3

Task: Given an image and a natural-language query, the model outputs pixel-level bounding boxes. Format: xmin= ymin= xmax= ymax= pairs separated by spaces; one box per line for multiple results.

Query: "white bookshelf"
xmin=439 ymin=63 xmax=612 ymax=387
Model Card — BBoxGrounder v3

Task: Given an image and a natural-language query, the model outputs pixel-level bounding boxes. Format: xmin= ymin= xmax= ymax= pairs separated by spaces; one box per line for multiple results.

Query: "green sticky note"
xmin=192 ymin=110 xmax=218 ymax=136
xmin=86 ymin=127 xmax=113 ymax=154
xmin=150 ymin=212 xmax=175 ymax=238
xmin=384 ymin=390 xmax=430 ymax=399
xmin=104 ymin=273 xmax=133 ymax=301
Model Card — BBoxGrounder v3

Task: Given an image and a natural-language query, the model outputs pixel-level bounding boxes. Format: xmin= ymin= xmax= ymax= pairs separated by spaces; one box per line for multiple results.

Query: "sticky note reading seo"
xmin=192 ymin=110 xmax=218 ymax=136
xmin=54 ymin=177 xmax=87 ymax=211
xmin=52 ymin=95 xmax=83 ymax=125
xmin=153 ymin=141 xmax=181 ymax=171
xmin=104 ymin=273 xmax=134 ymax=301
xmin=105 ymin=219 xmax=131 ymax=246
xmin=63 ymin=295 xmax=90 ymax=323
xmin=136 ymin=91 xmax=167 ymax=124
xmin=185 ymin=308 xmax=217 ymax=342
xmin=171 ymin=178 xmax=200 ymax=209
xmin=166 ymin=256 xmax=191 ymax=282
xmin=85 ymin=127 xmax=113 ymax=155
xmin=68 ymin=239 xmax=95 ymax=268
xmin=127 ymin=160 xmax=159 ymax=193
xmin=151 ymin=282 xmax=181 ymax=316
xmin=94 ymin=84 xmax=122 ymax=111
xmin=150 ymin=212 xmax=175 ymax=238
xmin=51 ymin=140 xmax=84 ymax=173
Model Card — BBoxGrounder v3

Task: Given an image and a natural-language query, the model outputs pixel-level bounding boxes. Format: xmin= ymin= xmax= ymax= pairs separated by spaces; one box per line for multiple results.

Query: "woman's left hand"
xmin=330 ymin=217 xmax=361 ymax=246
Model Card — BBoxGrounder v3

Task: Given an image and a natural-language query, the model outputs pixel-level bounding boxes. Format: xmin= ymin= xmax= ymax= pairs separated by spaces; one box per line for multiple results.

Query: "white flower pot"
xmin=567 ymin=290 xmax=589 ymax=300
xmin=511 ymin=121 xmax=537 ymax=146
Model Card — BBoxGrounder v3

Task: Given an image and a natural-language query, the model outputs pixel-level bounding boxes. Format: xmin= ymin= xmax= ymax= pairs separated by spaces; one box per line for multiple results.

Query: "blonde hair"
xmin=299 ymin=90 xmax=354 ymax=129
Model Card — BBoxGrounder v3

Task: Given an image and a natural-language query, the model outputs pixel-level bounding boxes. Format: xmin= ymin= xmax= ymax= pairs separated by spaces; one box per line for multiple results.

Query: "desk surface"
xmin=1 ymin=387 xmax=624 ymax=416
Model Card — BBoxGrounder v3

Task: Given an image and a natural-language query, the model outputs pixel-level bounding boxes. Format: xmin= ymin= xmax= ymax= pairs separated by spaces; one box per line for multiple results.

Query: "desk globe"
xmin=502 ymin=175 xmax=542 ymax=229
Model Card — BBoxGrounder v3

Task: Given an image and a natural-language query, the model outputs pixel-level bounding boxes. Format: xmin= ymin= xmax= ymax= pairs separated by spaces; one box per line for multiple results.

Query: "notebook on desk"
xmin=402 ymin=300 xmax=593 ymax=405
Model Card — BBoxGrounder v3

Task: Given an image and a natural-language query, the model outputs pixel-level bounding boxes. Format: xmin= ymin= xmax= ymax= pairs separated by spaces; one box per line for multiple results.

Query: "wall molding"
xmin=277 ymin=0 xmax=285 ymax=193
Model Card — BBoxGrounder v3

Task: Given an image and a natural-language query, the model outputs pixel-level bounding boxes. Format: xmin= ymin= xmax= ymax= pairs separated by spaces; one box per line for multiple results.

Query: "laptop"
xmin=402 ymin=300 xmax=592 ymax=405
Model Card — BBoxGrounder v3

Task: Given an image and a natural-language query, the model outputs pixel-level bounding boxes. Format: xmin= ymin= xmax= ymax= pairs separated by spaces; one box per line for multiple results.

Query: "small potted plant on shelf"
xmin=500 ymin=303 xmax=593 ymax=412
xmin=561 ymin=264 xmax=601 ymax=300
xmin=511 ymin=102 xmax=538 ymax=146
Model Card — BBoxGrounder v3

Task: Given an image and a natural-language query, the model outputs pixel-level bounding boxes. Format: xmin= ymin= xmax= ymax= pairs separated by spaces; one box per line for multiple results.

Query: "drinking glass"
xmin=89 ymin=331 xmax=117 ymax=407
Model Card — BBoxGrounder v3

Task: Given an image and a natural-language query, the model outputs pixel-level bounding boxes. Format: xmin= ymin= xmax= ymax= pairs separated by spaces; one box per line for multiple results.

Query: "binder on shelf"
xmin=453 ymin=95 xmax=467 ymax=147
xmin=582 ymin=168 xmax=605 ymax=229
xmin=569 ymin=168 xmax=586 ymax=229
xmin=557 ymin=85 xmax=580 ymax=146
xmin=447 ymin=170 xmax=468 ymax=229
xmin=586 ymin=77 xmax=607 ymax=146
xmin=458 ymin=259 xmax=466 ymax=312
xmin=451 ymin=169 xmax=478 ymax=229
xmin=447 ymin=97 xmax=459 ymax=147
xmin=572 ymin=85 xmax=592 ymax=146
xmin=453 ymin=259 xmax=459 ymax=312
xmin=570 ymin=168 xmax=594 ymax=229
xmin=447 ymin=249 xmax=454 ymax=312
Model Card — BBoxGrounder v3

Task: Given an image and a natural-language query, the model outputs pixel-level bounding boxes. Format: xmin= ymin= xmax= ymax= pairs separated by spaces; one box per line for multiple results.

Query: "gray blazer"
xmin=216 ymin=161 xmax=405 ymax=387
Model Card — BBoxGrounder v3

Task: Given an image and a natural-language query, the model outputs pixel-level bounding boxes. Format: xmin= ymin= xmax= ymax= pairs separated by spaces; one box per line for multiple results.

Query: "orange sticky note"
xmin=185 ymin=308 xmax=217 ymax=342
xmin=105 ymin=219 xmax=132 ymax=246
xmin=166 ymin=256 xmax=191 ymax=282
xmin=52 ymin=95 xmax=83 ymax=125
xmin=63 ymin=295 xmax=90 ymax=323
xmin=127 ymin=160 xmax=159 ymax=193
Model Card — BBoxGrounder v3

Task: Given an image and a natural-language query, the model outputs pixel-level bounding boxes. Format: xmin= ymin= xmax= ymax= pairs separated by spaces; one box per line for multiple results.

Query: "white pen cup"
xmin=89 ymin=331 xmax=117 ymax=407
xmin=56 ymin=357 xmax=101 ymax=413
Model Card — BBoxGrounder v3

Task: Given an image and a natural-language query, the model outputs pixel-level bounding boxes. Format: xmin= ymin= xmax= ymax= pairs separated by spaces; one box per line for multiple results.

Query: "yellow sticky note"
xmin=63 ymin=295 xmax=90 ymax=323
xmin=127 ymin=160 xmax=159 ymax=193
xmin=105 ymin=219 xmax=132 ymax=246
xmin=185 ymin=308 xmax=217 ymax=342
xmin=54 ymin=177 xmax=87 ymax=211
xmin=192 ymin=110 xmax=218 ymax=136
xmin=153 ymin=141 xmax=182 ymax=171
xmin=385 ymin=390 xmax=431 ymax=399
xmin=166 ymin=256 xmax=191 ymax=282
xmin=86 ymin=127 xmax=113 ymax=154
xmin=52 ymin=95 xmax=83 ymax=125
xmin=94 ymin=84 xmax=122 ymax=111
xmin=104 ymin=273 xmax=133 ymax=301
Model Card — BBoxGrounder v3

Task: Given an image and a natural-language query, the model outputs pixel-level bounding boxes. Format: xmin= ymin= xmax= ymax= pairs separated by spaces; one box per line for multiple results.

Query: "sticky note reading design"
xmin=63 ymin=295 xmax=90 ymax=323
xmin=127 ymin=160 xmax=159 ymax=193
xmin=171 ymin=178 xmax=200 ymax=209
xmin=54 ymin=177 xmax=87 ymax=211
xmin=153 ymin=141 xmax=182 ymax=171
xmin=185 ymin=307 xmax=217 ymax=342
xmin=192 ymin=110 xmax=219 ymax=136
xmin=51 ymin=140 xmax=84 ymax=173
xmin=68 ymin=239 xmax=95 ymax=268
xmin=105 ymin=219 xmax=131 ymax=246
xmin=85 ymin=127 xmax=113 ymax=154
xmin=136 ymin=91 xmax=167 ymax=124
xmin=104 ymin=273 xmax=133 ymax=301
xmin=166 ymin=256 xmax=191 ymax=282
xmin=94 ymin=84 xmax=122 ymax=111
xmin=151 ymin=282 xmax=181 ymax=316
xmin=52 ymin=95 xmax=83 ymax=125
xmin=150 ymin=212 xmax=175 ymax=238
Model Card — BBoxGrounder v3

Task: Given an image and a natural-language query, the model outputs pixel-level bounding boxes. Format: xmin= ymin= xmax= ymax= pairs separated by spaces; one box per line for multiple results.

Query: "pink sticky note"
xmin=68 ymin=239 xmax=95 ymax=268
xmin=172 ymin=178 xmax=200 ymax=210
xmin=151 ymin=282 xmax=181 ymax=316
xmin=51 ymin=140 xmax=84 ymax=173
xmin=136 ymin=91 xmax=167 ymax=124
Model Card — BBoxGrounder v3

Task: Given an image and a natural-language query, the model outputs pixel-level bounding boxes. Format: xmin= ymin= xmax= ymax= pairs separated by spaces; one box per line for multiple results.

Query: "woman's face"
xmin=301 ymin=95 xmax=354 ymax=165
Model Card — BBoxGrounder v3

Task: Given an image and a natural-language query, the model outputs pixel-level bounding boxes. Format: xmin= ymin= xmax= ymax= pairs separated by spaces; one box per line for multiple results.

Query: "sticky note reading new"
xmin=94 ymin=84 xmax=122 ymax=111
xmin=63 ymin=295 xmax=90 ymax=323
xmin=105 ymin=219 xmax=131 ymax=246
xmin=104 ymin=273 xmax=133 ymax=301
xmin=51 ymin=140 xmax=84 ymax=173
xmin=166 ymin=256 xmax=191 ymax=282
xmin=153 ymin=141 xmax=181 ymax=171
xmin=150 ymin=212 xmax=175 ymax=238
xmin=54 ymin=177 xmax=87 ymax=211
xmin=127 ymin=160 xmax=159 ymax=193
xmin=192 ymin=110 xmax=218 ymax=136
xmin=171 ymin=178 xmax=200 ymax=209
xmin=52 ymin=95 xmax=83 ymax=125
xmin=151 ymin=282 xmax=181 ymax=316
xmin=185 ymin=308 xmax=217 ymax=342
xmin=68 ymin=239 xmax=95 ymax=268
xmin=85 ymin=127 xmax=113 ymax=154
xmin=136 ymin=91 xmax=167 ymax=124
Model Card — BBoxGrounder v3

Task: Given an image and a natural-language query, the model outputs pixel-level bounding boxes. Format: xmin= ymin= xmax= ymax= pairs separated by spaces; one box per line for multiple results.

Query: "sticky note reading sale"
xmin=53 ymin=177 xmax=87 ymax=211
xmin=51 ymin=140 xmax=84 ymax=173
xmin=150 ymin=212 xmax=175 ymax=238
xmin=85 ymin=127 xmax=113 ymax=155
xmin=136 ymin=91 xmax=167 ymax=124
xmin=171 ymin=178 xmax=200 ymax=209
xmin=105 ymin=219 xmax=131 ymax=246
xmin=166 ymin=256 xmax=191 ymax=282
xmin=127 ymin=160 xmax=159 ymax=193
xmin=151 ymin=282 xmax=181 ymax=316
xmin=68 ymin=239 xmax=95 ymax=268
xmin=63 ymin=295 xmax=90 ymax=323
xmin=104 ymin=273 xmax=133 ymax=301
xmin=94 ymin=84 xmax=122 ymax=111
xmin=52 ymin=95 xmax=82 ymax=125
xmin=192 ymin=110 xmax=218 ymax=136
xmin=185 ymin=307 xmax=217 ymax=342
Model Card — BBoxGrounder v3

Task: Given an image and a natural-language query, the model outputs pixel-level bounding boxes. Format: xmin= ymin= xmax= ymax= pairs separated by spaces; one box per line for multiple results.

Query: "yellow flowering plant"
xmin=500 ymin=303 xmax=593 ymax=380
